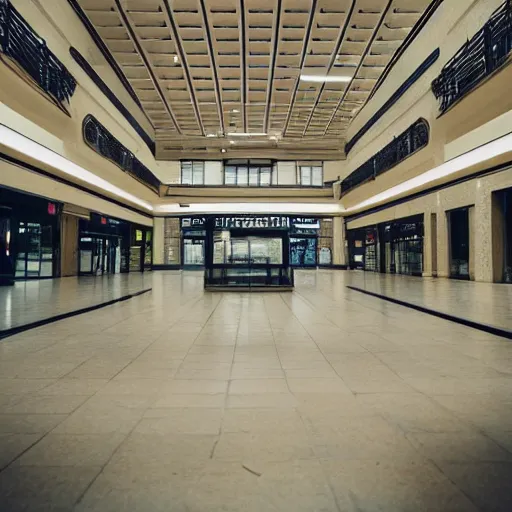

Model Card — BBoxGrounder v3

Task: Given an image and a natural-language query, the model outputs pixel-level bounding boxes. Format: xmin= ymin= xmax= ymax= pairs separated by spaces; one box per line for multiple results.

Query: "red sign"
xmin=101 ymin=217 xmax=107 ymax=225
xmin=47 ymin=203 xmax=56 ymax=215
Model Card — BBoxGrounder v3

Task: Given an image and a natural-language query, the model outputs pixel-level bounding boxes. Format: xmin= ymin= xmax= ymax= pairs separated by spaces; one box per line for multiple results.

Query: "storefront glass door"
xmin=290 ymin=237 xmax=317 ymax=266
xmin=15 ymin=222 xmax=54 ymax=278
xmin=183 ymin=238 xmax=205 ymax=266
xmin=79 ymin=236 xmax=121 ymax=275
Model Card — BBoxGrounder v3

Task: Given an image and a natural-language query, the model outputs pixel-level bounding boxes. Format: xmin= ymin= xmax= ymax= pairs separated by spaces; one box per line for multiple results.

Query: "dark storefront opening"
xmin=79 ymin=214 xmax=152 ymax=276
xmin=0 ymin=188 xmax=60 ymax=283
xmin=348 ymin=215 xmax=424 ymax=276
xmin=494 ymin=188 xmax=512 ymax=283
xmin=449 ymin=207 xmax=470 ymax=280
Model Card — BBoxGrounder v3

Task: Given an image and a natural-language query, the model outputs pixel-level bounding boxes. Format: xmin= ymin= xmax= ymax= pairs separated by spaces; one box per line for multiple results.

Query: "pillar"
xmin=152 ymin=217 xmax=165 ymax=266
xmin=422 ymin=210 xmax=433 ymax=277
xmin=332 ymin=216 xmax=346 ymax=266
xmin=492 ymin=192 xmax=505 ymax=283
xmin=474 ymin=180 xmax=494 ymax=282
xmin=436 ymin=206 xmax=450 ymax=278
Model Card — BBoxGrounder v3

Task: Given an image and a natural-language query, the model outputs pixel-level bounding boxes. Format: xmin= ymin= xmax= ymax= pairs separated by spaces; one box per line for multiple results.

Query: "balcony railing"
xmin=83 ymin=115 xmax=160 ymax=193
xmin=341 ymin=119 xmax=429 ymax=196
xmin=0 ymin=0 xmax=76 ymax=109
xmin=432 ymin=0 xmax=512 ymax=114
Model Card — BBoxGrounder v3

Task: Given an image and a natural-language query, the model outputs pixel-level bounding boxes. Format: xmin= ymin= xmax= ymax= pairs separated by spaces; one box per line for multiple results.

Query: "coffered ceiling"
xmin=74 ymin=0 xmax=436 ymax=159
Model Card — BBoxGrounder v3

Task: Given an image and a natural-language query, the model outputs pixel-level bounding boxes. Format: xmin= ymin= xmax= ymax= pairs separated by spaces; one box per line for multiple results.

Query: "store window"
xmin=181 ymin=161 xmax=204 ymax=185
xmin=164 ymin=218 xmax=181 ymax=265
xmin=299 ymin=165 xmax=323 ymax=187
xmin=15 ymin=222 xmax=54 ymax=278
xmin=224 ymin=160 xmax=274 ymax=186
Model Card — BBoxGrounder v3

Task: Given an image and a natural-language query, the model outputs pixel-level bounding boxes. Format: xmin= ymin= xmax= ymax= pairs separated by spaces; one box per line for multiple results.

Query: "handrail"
xmin=341 ymin=119 xmax=429 ymax=196
xmin=0 ymin=0 xmax=76 ymax=108
xmin=432 ymin=0 xmax=512 ymax=114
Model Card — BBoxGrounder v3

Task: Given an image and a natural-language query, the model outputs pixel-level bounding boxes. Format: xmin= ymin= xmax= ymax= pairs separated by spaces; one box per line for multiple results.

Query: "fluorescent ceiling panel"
xmin=0 ymin=124 xmax=153 ymax=211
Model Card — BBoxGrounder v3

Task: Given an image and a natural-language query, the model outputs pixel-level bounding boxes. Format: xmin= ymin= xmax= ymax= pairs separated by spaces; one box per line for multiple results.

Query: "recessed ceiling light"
xmin=231 ymin=109 xmax=240 ymax=113
xmin=221 ymin=148 xmax=227 ymax=153
xmin=173 ymin=55 xmax=179 ymax=63
xmin=300 ymin=75 xmax=351 ymax=83
xmin=206 ymin=134 xmax=216 ymax=138
xmin=229 ymin=140 xmax=235 ymax=144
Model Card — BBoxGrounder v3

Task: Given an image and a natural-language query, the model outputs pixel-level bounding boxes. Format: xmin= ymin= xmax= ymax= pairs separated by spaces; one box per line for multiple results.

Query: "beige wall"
xmin=346 ymin=168 xmax=512 ymax=282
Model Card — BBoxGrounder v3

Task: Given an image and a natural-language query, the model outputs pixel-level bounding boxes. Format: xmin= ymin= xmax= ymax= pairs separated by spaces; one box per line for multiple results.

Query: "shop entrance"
xmin=449 ymin=207 xmax=470 ymax=280
xmin=79 ymin=235 xmax=121 ymax=275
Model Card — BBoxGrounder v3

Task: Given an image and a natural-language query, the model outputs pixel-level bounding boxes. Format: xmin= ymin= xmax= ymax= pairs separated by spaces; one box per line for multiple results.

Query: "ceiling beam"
xmin=281 ymin=0 xmax=318 ymax=137
xmin=159 ymin=0 xmax=205 ymax=137
xmin=301 ymin=0 xmax=358 ymax=137
xmin=239 ymin=0 xmax=247 ymax=133
xmin=198 ymin=0 xmax=225 ymax=135
xmin=113 ymin=0 xmax=181 ymax=134
xmin=323 ymin=0 xmax=394 ymax=135
xmin=263 ymin=0 xmax=284 ymax=134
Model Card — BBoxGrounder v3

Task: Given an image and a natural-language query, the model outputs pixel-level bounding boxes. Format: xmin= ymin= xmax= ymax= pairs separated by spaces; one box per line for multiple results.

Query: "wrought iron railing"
xmin=432 ymin=0 xmax=512 ymax=113
xmin=341 ymin=119 xmax=429 ymax=195
xmin=83 ymin=115 xmax=160 ymax=193
xmin=0 ymin=0 xmax=76 ymax=108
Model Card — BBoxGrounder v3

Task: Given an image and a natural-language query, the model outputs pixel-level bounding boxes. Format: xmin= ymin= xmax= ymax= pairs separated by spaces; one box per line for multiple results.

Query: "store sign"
xmin=181 ymin=217 xmax=206 ymax=228
xmin=101 ymin=217 xmax=107 ymax=225
xmin=215 ymin=216 xmax=289 ymax=229
xmin=292 ymin=217 xmax=317 ymax=225
xmin=47 ymin=203 xmax=56 ymax=215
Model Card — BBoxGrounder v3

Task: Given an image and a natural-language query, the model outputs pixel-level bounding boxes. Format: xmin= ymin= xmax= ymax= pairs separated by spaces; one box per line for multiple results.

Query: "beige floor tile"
xmin=0 ymin=465 xmax=101 ymax=511
xmin=287 ymin=378 xmax=352 ymax=394
xmin=226 ymin=393 xmax=299 ymax=409
xmin=222 ymin=408 xmax=306 ymax=434
xmin=0 ymin=414 xmax=68 ymax=434
xmin=152 ymin=393 xmax=226 ymax=408
xmin=229 ymin=379 xmax=289 ymax=394
xmin=18 ymin=432 xmax=126 ymax=466
xmin=163 ymin=379 xmax=228 ymax=394
xmin=136 ymin=408 xmax=223 ymax=435
xmin=0 ymin=434 xmax=42 ymax=469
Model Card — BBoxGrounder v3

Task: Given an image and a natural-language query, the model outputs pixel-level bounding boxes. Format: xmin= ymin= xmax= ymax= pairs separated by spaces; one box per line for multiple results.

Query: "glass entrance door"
xmin=79 ymin=236 xmax=121 ymax=275
xmin=183 ymin=238 xmax=205 ymax=266
xmin=290 ymin=237 xmax=317 ymax=266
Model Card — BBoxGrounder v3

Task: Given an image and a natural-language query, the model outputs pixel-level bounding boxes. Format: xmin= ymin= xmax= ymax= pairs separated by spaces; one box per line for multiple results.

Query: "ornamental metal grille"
xmin=341 ymin=119 xmax=429 ymax=196
xmin=432 ymin=0 xmax=512 ymax=114
xmin=83 ymin=115 xmax=160 ymax=192
xmin=0 ymin=0 xmax=76 ymax=106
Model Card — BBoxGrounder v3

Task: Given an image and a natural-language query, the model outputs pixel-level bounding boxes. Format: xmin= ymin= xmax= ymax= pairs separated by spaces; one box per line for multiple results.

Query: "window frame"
xmin=299 ymin=164 xmax=323 ymax=187
xmin=180 ymin=160 xmax=205 ymax=185
xmin=223 ymin=159 xmax=275 ymax=187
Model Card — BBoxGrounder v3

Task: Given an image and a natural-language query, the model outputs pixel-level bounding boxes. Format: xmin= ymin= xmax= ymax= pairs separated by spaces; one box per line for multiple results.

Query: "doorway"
xmin=449 ymin=207 xmax=470 ymax=280
xmin=79 ymin=235 xmax=121 ymax=275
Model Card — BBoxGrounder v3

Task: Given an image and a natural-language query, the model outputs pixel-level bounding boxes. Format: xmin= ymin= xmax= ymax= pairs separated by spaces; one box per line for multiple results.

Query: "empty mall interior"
xmin=1 ymin=0 xmax=512 ymax=510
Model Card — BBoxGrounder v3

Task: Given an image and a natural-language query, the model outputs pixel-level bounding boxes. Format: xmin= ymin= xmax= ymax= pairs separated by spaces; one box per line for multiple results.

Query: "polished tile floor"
xmin=0 ymin=270 xmax=511 ymax=511
xmin=0 ymin=273 xmax=153 ymax=332
xmin=345 ymin=271 xmax=512 ymax=331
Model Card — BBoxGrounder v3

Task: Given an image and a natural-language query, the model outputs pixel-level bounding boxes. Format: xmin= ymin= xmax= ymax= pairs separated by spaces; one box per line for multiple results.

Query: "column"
xmin=152 ymin=217 xmax=165 ymax=266
xmin=422 ymin=210 xmax=433 ymax=277
xmin=436 ymin=207 xmax=450 ymax=278
xmin=474 ymin=181 xmax=494 ymax=282
xmin=332 ymin=216 xmax=346 ymax=266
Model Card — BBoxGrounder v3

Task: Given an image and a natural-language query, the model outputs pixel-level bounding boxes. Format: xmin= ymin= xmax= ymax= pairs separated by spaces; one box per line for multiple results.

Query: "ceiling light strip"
xmin=112 ymin=0 xmax=182 ymax=135
xmin=0 ymin=125 xmax=153 ymax=211
xmin=323 ymin=0 xmax=394 ymax=135
xmin=301 ymin=0 xmax=358 ymax=137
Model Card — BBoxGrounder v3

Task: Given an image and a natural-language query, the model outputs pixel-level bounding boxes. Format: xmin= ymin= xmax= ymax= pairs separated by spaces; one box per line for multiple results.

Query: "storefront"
xmin=448 ymin=207 xmax=470 ymax=280
xmin=78 ymin=213 xmax=152 ymax=275
xmin=163 ymin=215 xmax=333 ymax=269
xmin=348 ymin=215 xmax=424 ymax=276
xmin=0 ymin=187 xmax=61 ymax=282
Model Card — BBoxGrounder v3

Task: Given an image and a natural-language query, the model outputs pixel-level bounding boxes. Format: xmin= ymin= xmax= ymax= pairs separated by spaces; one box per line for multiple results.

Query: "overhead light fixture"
xmin=229 ymin=140 xmax=235 ymax=144
xmin=206 ymin=134 xmax=216 ymax=138
xmin=173 ymin=55 xmax=179 ymax=64
xmin=300 ymin=75 xmax=352 ymax=83
xmin=231 ymin=109 xmax=240 ymax=113
xmin=346 ymin=131 xmax=512 ymax=212
xmin=155 ymin=202 xmax=344 ymax=215
xmin=221 ymin=148 xmax=227 ymax=153
xmin=227 ymin=132 xmax=267 ymax=137
xmin=0 ymin=124 xmax=153 ymax=211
